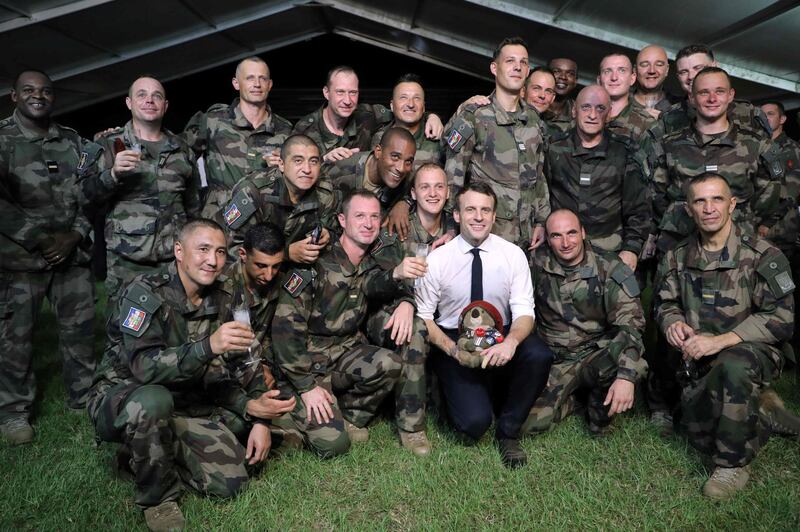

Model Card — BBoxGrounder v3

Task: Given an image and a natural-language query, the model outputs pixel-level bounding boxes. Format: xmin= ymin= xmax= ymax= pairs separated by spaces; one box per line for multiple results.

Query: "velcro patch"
xmin=775 ymin=271 xmax=795 ymax=295
xmin=447 ymin=129 xmax=463 ymax=150
xmin=283 ymin=270 xmax=310 ymax=297
xmin=445 ymin=117 xmax=474 ymax=152
xmin=756 ymin=253 xmax=794 ymax=297
xmin=122 ymin=307 xmax=146 ymax=332
xmin=610 ymin=264 xmax=640 ymax=297
xmin=224 ymin=203 xmax=242 ymax=226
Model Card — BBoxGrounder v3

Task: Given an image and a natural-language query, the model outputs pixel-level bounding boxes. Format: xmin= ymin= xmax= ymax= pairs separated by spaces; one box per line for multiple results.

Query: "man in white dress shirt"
xmin=416 ymin=182 xmax=552 ymax=468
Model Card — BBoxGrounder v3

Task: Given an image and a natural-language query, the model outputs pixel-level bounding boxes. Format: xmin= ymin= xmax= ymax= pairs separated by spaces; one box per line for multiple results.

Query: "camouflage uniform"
xmin=219 ymin=168 xmax=338 ymax=259
xmin=370 ymin=115 xmax=444 ymax=169
xmin=544 ymin=98 xmax=575 ymax=135
xmin=607 ymin=98 xmax=656 ymax=145
xmin=183 ymin=99 xmax=292 ymax=218
xmin=0 ymin=110 xmax=98 ymax=418
xmin=271 ymin=239 xmax=407 ymax=457
xmin=651 ymin=122 xmax=783 ymax=253
xmin=655 ymin=224 xmax=795 ymax=467
xmin=293 ymin=103 xmax=392 ymax=156
xmin=545 ymin=129 xmax=651 ymax=255
xmin=85 ymin=121 xmax=201 ymax=302
xmin=327 ymin=151 xmax=407 ymax=215
xmin=444 ymin=92 xmax=549 ymax=249
xmin=631 ymin=89 xmax=682 ymax=117
xmin=764 ymin=132 xmax=800 ymax=255
xmin=523 ymin=244 xmax=646 ymax=434
xmin=88 ymin=263 xmax=268 ymax=508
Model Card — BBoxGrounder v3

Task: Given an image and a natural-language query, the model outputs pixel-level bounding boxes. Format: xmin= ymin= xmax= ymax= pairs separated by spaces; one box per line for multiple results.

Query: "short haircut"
xmin=525 ymin=66 xmax=555 ymax=88
xmin=492 ymin=36 xmax=528 ymax=61
xmin=687 ymin=172 xmax=731 ymax=199
xmin=235 ymin=56 xmax=269 ymax=77
xmin=455 ymin=182 xmax=497 ymax=211
xmin=599 ymin=52 xmax=632 ymax=71
xmin=326 ymin=65 xmax=357 ymax=86
xmin=127 ymin=75 xmax=164 ymax=98
xmin=675 ymin=44 xmax=714 ymax=62
xmin=242 ymin=222 xmax=285 ymax=255
xmin=412 ymin=162 xmax=447 ymax=187
xmin=280 ymin=134 xmax=319 ymax=160
xmin=545 ymin=208 xmax=583 ymax=232
xmin=177 ymin=218 xmax=225 ymax=243
xmin=341 ymin=189 xmax=380 ymax=215
xmin=13 ymin=69 xmax=52 ymax=90
xmin=393 ymin=73 xmax=423 ymax=90
xmin=379 ymin=127 xmax=415 ymax=149
xmin=762 ymin=100 xmax=786 ymax=116
xmin=692 ymin=66 xmax=730 ymax=92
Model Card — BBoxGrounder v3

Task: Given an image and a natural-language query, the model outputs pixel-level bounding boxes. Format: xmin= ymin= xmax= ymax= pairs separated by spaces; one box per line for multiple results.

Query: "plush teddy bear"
xmin=456 ymin=301 xmax=505 ymax=369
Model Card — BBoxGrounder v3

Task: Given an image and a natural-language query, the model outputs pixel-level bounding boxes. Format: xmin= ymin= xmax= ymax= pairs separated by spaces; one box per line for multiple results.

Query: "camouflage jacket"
xmin=0 ymin=110 xmax=100 ymax=272
xmin=92 ymin=262 xmax=266 ymax=419
xmin=655 ymin=224 xmax=795 ymax=364
xmin=370 ymin=114 xmax=444 ymax=169
xmin=219 ymin=167 xmax=338 ymax=258
xmin=533 ymin=244 xmax=646 ymax=382
xmin=327 ymin=150 xmax=407 ymax=215
xmin=607 ymin=97 xmax=656 ymax=145
xmin=292 ymin=103 xmax=392 ymax=156
xmin=765 ymin=132 xmax=800 ymax=250
xmin=219 ymin=260 xmax=280 ymax=373
xmin=544 ymin=97 xmax=575 ymax=134
xmin=271 ymin=239 xmax=412 ymax=393
xmin=651 ymin=122 xmax=783 ymax=251
xmin=183 ymin=99 xmax=292 ymax=216
xmin=85 ymin=121 xmax=200 ymax=264
xmin=545 ymin=129 xmax=651 ymax=254
xmin=444 ymin=91 xmax=549 ymax=247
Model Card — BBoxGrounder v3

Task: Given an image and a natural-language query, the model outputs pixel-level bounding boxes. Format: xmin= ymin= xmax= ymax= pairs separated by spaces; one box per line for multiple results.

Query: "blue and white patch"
xmin=122 ymin=307 xmax=147 ymax=332
xmin=224 ymin=203 xmax=242 ymax=226
xmin=447 ymin=129 xmax=463 ymax=150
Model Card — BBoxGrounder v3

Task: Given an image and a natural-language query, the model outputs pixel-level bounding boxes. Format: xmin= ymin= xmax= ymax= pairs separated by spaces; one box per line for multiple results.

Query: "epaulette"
xmin=273 ymin=113 xmax=293 ymax=130
xmin=740 ymin=233 xmax=773 ymax=255
xmin=547 ymin=127 xmax=571 ymax=144
xmin=118 ymin=279 xmax=163 ymax=338
xmin=94 ymin=126 xmax=124 ymax=141
xmin=282 ymin=268 xmax=313 ymax=298
xmin=205 ymin=102 xmax=230 ymax=115
xmin=370 ymin=104 xmax=393 ymax=124
xmin=0 ymin=116 xmax=13 ymax=129
xmin=609 ymin=261 xmax=640 ymax=298
xmin=370 ymin=231 xmax=398 ymax=256
xmin=249 ymin=169 xmax=278 ymax=190
xmin=606 ymin=130 xmax=633 ymax=148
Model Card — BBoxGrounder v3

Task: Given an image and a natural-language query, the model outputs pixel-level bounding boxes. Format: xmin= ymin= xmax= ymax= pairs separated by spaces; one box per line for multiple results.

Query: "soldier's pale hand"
xmin=457 ymin=95 xmax=490 ymax=114
xmin=480 ymin=338 xmax=517 ymax=368
xmin=245 ymin=423 xmax=271 ymax=465
xmin=618 ymin=250 xmax=638 ymax=272
xmin=665 ymin=321 xmax=694 ymax=349
xmin=210 ymin=322 xmax=255 ymax=354
xmin=40 ymin=231 xmax=81 ymax=265
xmin=302 ymin=386 xmax=334 ymax=425
xmin=323 ymin=147 xmax=359 ymax=163
xmin=247 ymin=390 xmax=296 ymax=419
xmin=384 ymin=301 xmax=415 ymax=345
xmin=384 ymin=201 xmax=410 ymax=240
xmin=430 ymin=230 xmax=455 ymax=251
xmin=604 ymin=378 xmax=635 ymax=416
xmin=317 ymin=228 xmax=331 ymax=247
xmin=639 ymin=233 xmax=657 ymax=261
xmin=424 ymin=113 xmax=444 ymax=140
xmin=111 ymin=149 xmax=142 ymax=179
xmin=529 ymin=226 xmax=546 ymax=250
xmin=264 ymin=148 xmax=281 ymax=167
xmin=393 ymin=257 xmax=427 ymax=281
xmin=682 ymin=334 xmax=725 ymax=360
xmin=289 ymin=236 xmax=325 ymax=263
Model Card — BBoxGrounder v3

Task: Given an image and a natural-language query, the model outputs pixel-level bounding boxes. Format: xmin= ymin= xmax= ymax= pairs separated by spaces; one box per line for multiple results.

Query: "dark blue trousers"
xmin=431 ymin=327 xmax=552 ymax=440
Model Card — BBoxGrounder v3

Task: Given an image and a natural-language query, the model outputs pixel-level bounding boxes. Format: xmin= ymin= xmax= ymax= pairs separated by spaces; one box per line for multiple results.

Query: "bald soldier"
xmin=633 ymin=45 xmax=681 ymax=118
xmin=184 ymin=56 xmax=293 ymax=217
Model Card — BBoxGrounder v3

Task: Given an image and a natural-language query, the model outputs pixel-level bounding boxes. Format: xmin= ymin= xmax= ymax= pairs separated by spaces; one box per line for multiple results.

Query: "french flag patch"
xmin=122 ymin=307 xmax=146 ymax=332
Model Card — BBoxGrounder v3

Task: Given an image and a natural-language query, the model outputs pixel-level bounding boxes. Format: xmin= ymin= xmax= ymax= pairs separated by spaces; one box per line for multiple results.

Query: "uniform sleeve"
xmin=654 ymin=249 xmax=688 ymax=334
xmin=271 ymin=274 xmax=318 ymax=394
xmin=0 ymin=142 xmax=50 ymax=250
xmin=605 ymin=263 xmax=647 ymax=382
xmin=529 ymin=136 xmax=551 ymax=227
xmin=182 ymin=110 xmax=209 ymax=158
xmin=79 ymin=136 xmax=119 ymax=205
xmin=731 ymin=247 xmax=795 ymax=344
xmin=620 ymin=145 xmax=651 ymax=254
xmin=444 ymin=110 xmax=476 ymax=214
xmin=364 ymin=266 xmax=412 ymax=306
xmin=182 ymin=149 xmax=202 ymax=219
xmin=754 ymin=138 xmax=784 ymax=228
xmin=647 ymin=128 xmax=669 ymax=228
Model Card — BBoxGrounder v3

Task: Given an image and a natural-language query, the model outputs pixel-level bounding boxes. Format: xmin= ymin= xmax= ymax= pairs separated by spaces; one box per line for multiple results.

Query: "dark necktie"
xmin=470 ymin=248 xmax=483 ymax=301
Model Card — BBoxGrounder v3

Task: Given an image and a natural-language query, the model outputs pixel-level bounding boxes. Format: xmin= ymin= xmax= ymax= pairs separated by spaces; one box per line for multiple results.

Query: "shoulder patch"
xmin=756 ymin=252 xmax=795 ymax=297
xmin=610 ymin=263 xmax=641 ymax=298
xmin=122 ymin=307 xmax=147 ymax=332
xmin=224 ymin=188 xmax=257 ymax=229
xmin=283 ymin=270 xmax=311 ymax=297
xmin=118 ymin=282 xmax=160 ymax=338
xmin=446 ymin=116 xmax=474 ymax=152
xmin=77 ymin=141 xmax=103 ymax=174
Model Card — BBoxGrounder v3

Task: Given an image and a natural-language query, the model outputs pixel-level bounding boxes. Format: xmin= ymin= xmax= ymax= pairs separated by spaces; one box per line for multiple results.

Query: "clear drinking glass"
xmin=414 ymin=243 xmax=430 ymax=288
xmin=232 ymin=305 xmax=260 ymax=366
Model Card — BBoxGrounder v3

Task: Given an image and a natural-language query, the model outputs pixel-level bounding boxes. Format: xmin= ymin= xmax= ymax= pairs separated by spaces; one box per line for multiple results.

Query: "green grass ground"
xmin=2 ymin=288 xmax=800 ymax=531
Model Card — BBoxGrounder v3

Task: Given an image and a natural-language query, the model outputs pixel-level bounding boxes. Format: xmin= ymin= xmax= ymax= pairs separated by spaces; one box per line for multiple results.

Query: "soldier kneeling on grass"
xmin=87 ymin=219 xmax=293 ymax=531
xmin=654 ymin=173 xmax=799 ymax=499
xmin=522 ymin=209 xmax=647 ymax=437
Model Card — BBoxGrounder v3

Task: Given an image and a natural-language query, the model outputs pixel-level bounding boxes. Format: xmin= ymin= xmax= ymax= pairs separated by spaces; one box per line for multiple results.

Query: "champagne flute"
xmin=232 ymin=305 xmax=260 ymax=367
xmin=414 ymin=243 xmax=430 ymax=288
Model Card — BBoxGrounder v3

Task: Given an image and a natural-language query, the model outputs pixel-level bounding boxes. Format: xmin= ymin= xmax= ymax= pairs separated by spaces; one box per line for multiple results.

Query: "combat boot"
xmin=0 ymin=417 xmax=34 ymax=445
xmin=702 ymin=465 xmax=750 ymax=499
xmin=759 ymin=389 xmax=800 ymax=439
xmin=497 ymin=438 xmax=527 ymax=469
xmin=143 ymin=501 xmax=185 ymax=531
xmin=649 ymin=410 xmax=674 ymax=438
xmin=399 ymin=430 xmax=431 ymax=457
xmin=344 ymin=420 xmax=369 ymax=443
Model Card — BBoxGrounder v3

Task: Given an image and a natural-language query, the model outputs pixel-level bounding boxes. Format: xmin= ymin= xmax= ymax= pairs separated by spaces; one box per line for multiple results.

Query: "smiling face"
xmin=686 ymin=177 xmax=736 ymax=236
xmin=676 ymin=52 xmax=714 ymax=94
xmin=390 ymin=81 xmax=425 ymax=128
xmin=454 ymin=190 xmax=496 ymax=247
xmin=232 ymin=59 xmax=272 ymax=105
xmin=549 ymin=58 xmax=578 ymax=97
xmin=12 ymin=71 xmax=55 ymax=123
xmin=636 ymin=45 xmax=669 ymax=91
xmin=546 ymin=210 xmax=586 ymax=266
xmin=278 ymin=141 xmax=321 ymax=201
xmin=523 ymin=70 xmax=557 ymax=113
xmin=411 ymin=166 xmax=448 ymax=217
xmin=338 ymin=194 xmax=382 ymax=249
xmin=323 ymin=70 xmax=359 ymax=121
xmin=491 ymin=44 xmax=530 ymax=94
xmin=690 ymin=71 xmax=734 ymax=123
xmin=126 ymin=77 xmax=167 ymax=125
xmin=375 ymin=135 xmax=415 ymax=189
xmin=598 ymin=55 xmax=636 ymax=99
xmin=174 ymin=226 xmax=227 ymax=290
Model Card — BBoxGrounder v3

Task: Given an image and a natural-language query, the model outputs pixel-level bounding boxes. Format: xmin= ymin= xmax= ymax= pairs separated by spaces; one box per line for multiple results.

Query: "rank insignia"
xmin=224 ymin=203 xmax=242 ymax=226
xmin=77 ymin=152 xmax=88 ymax=170
xmin=122 ymin=307 xmax=146 ymax=332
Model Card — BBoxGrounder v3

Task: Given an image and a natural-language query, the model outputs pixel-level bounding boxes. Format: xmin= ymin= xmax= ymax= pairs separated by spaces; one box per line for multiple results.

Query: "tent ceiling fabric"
xmin=2 ymin=0 xmax=799 ymax=116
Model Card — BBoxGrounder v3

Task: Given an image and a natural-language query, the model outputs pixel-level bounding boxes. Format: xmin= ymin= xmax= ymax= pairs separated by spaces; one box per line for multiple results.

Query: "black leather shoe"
xmin=497 ymin=438 xmax=527 ymax=469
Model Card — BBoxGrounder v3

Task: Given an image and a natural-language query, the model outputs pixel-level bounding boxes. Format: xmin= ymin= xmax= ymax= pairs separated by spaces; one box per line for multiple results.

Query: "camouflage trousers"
xmin=286 ymin=341 xmax=402 ymax=458
xmin=680 ymin=342 xmax=780 ymax=468
xmin=91 ymin=383 xmax=251 ymax=508
xmin=365 ymin=305 xmax=429 ymax=432
xmin=522 ymin=348 xmax=617 ymax=435
xmin=0 ymin=266 xmax=95 ymax=421
xmin=105 ymin=253 xmax=167 ymax=310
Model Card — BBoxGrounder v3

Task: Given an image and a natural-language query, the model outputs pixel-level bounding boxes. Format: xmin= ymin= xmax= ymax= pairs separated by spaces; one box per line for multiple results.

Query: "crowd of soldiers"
xmin=1 ymin=34 xmax=798 ymax=531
